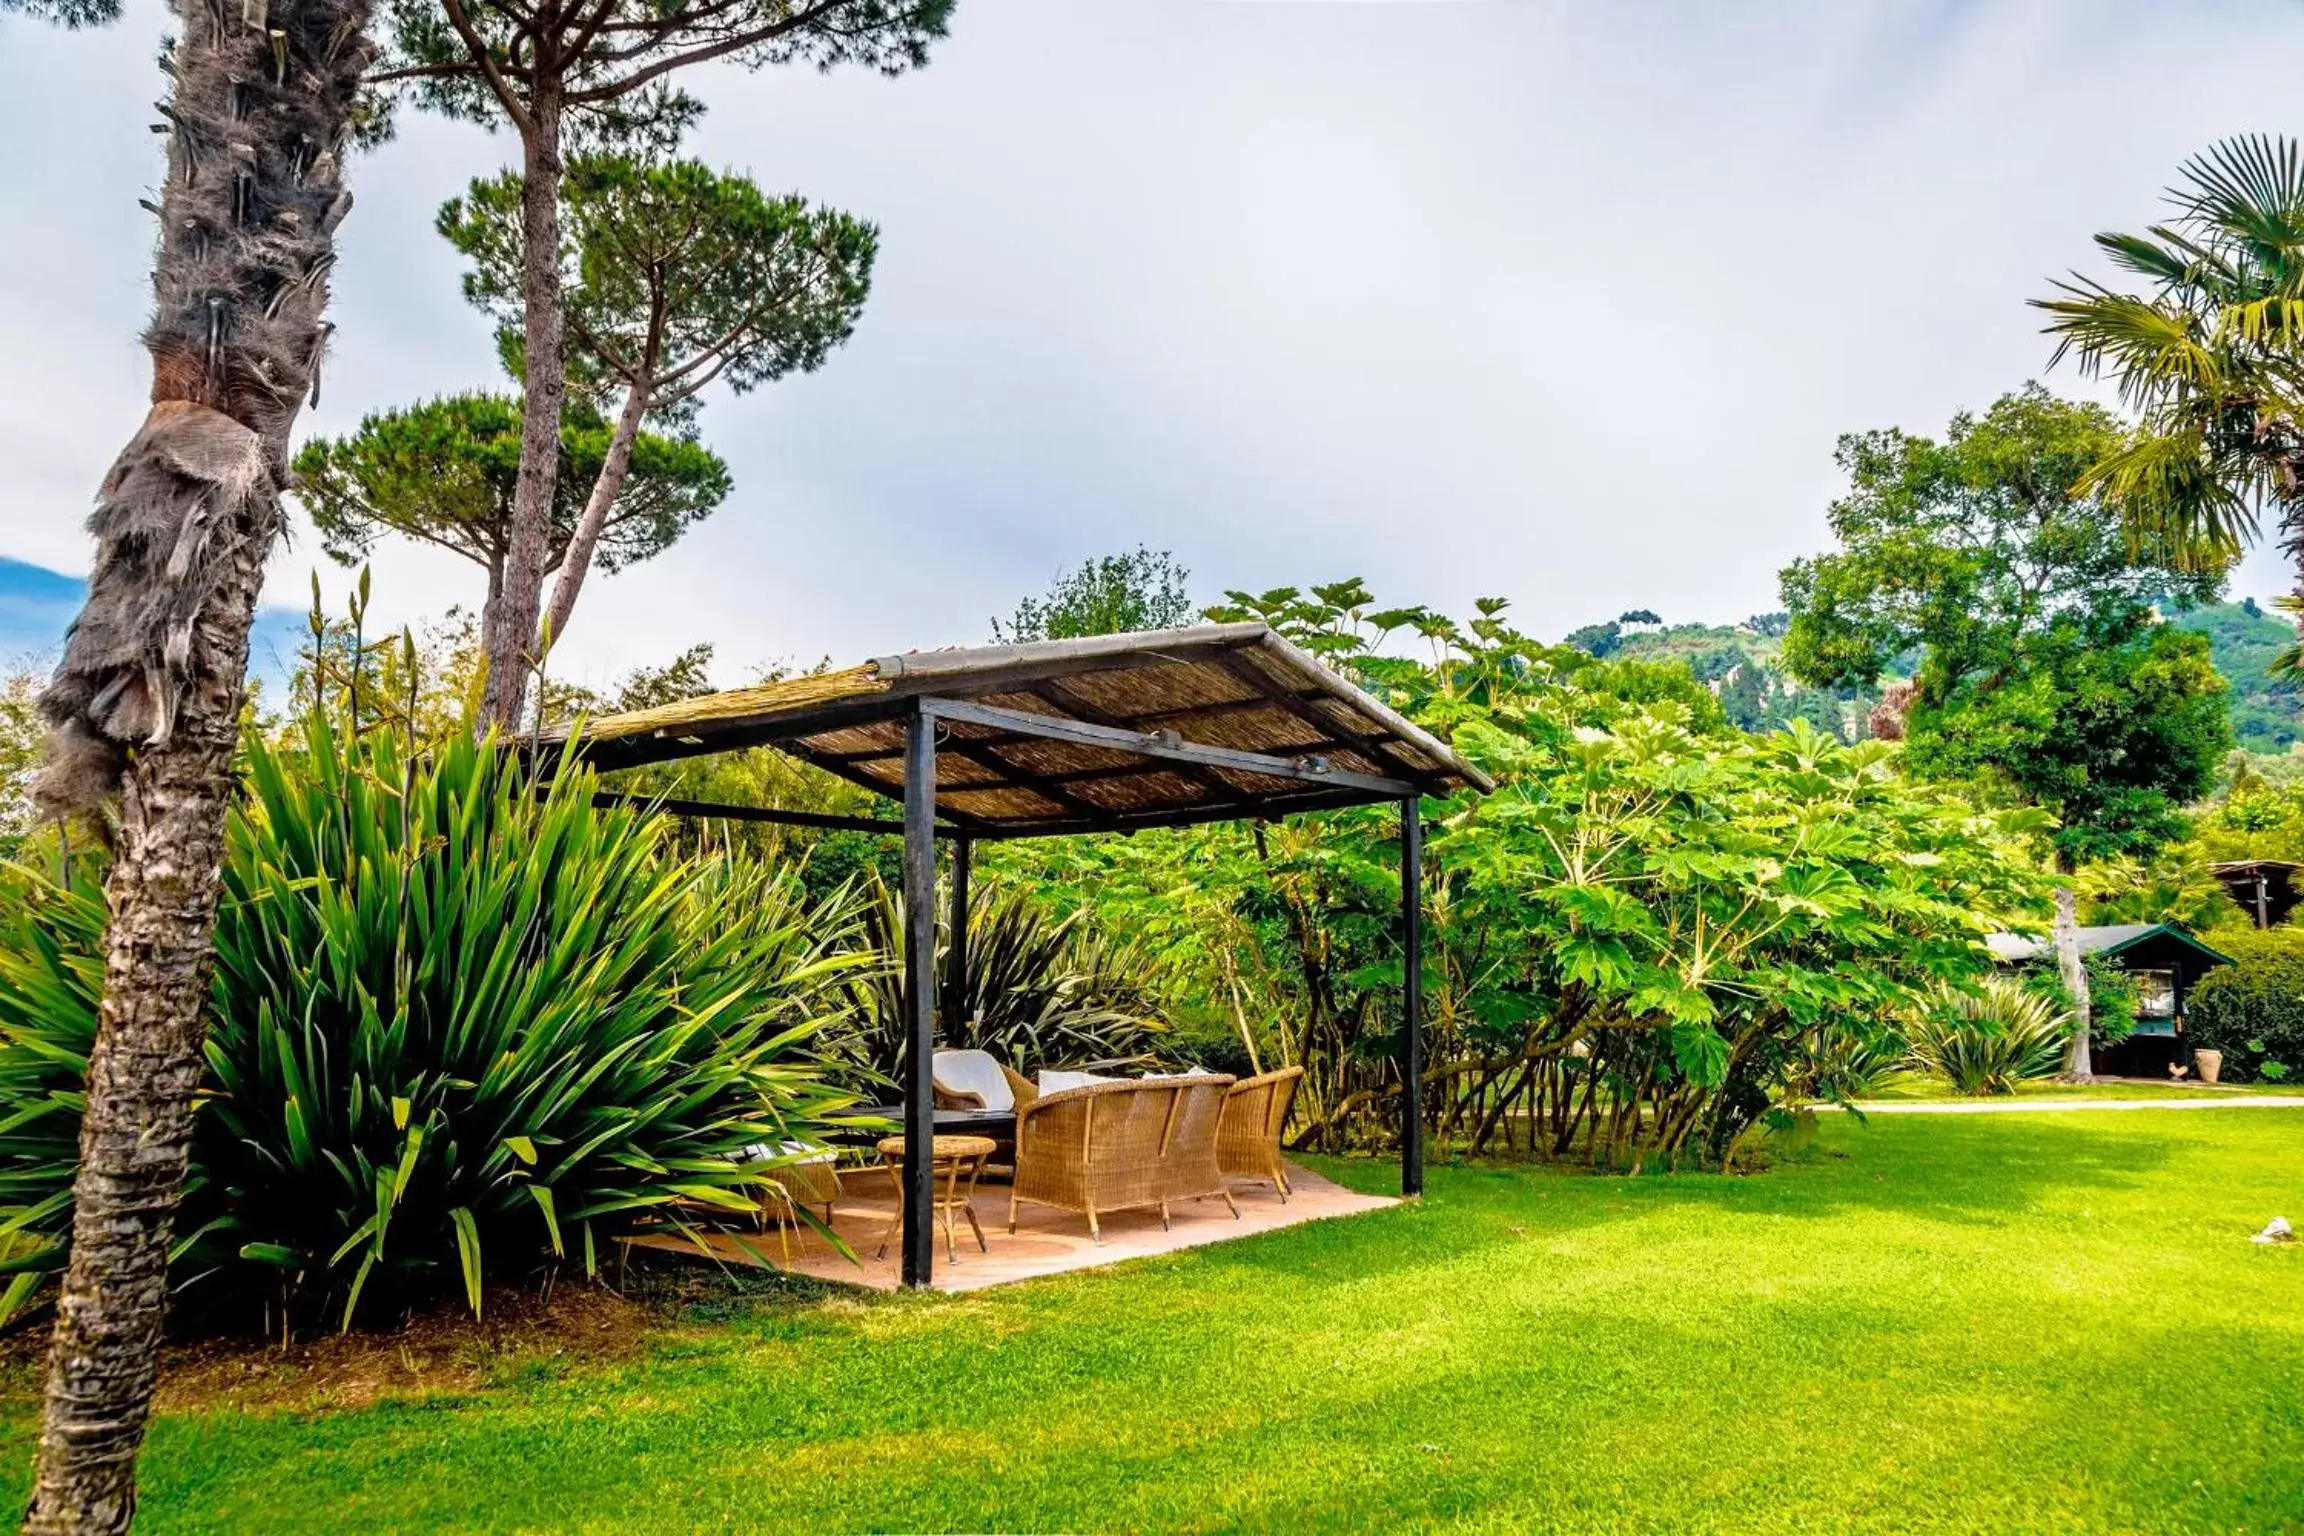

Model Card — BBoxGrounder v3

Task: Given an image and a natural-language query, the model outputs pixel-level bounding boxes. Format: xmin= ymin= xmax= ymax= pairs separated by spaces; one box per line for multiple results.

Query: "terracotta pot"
xmin=2194 ymin=1048 xmax=2223 ymax=1085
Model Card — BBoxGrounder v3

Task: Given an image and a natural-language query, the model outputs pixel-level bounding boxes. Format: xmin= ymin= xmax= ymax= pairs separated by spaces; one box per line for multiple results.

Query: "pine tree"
xmin=371 ymin=0 xmax=949 ymax=726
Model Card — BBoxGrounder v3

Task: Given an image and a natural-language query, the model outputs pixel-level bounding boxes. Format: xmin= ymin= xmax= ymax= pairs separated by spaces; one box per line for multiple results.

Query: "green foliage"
xmin=1906 ymin=977 xmax=2070 ymax=1094
xmin=0 ymin=710 xmax=867 ymax=1332
xmin=1563 ymin=612 xmax=1880 ymax=738
xmin=2183 ymin=926 xmax=2304 ymax=1083
xmin=439 ymin=156 xmax=877 ymax=411
xmin=831 ymin=877 xmax=1163 ymax=1089
xmin=0 ymin=671 xmax=39 ymax=858
xmin=2035 ymin=135 xmax=2304 ymax=587
xmin=2075 ymin=843 xmax=2246 ymax=932
xmin=2195 ymin=778 xmax=2304 ymax=864
xmin=994 ymin=547 xmax=1194 ymax=643
xmin=1781 ymin=387 xmax=2232 ymax=866
xmin=1012 ymin=581 xmax=2045 ymax=1168
xmin=374 ymin=0 xmax=951 ymax=145
xmin=0 ymin=0 xmax=118 ymax=25
xmin=1906 ymin=622 xmax=2230 ymax=867
xmin=293 ymin=393 xmax=730 ymax=583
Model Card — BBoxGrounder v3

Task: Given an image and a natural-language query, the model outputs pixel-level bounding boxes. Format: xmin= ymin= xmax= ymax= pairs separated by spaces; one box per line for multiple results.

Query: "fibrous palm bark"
xmin=24 ymin=0 xmax=376 ymax=1524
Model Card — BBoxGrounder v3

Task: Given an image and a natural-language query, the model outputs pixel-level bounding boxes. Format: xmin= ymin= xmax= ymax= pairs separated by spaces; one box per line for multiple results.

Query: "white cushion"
xmin=1037 ymin=1069 xmax=1122 ymax=1095
xmin=1141 ymin=1067 xmax=1215 ymax=1080
xmin=739 ymin=1140 xmax=835 ymax=1165
xmin=933 ymin=1047 xmax=1015 ymax=1112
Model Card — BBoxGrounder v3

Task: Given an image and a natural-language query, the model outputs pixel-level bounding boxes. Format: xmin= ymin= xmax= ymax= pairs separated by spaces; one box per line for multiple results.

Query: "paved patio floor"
xmin=627 ymin=1161 xmax=1396 ymax=1293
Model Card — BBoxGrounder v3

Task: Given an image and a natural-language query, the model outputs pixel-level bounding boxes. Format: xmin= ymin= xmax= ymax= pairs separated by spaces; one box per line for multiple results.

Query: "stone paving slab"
xmin=628 ymin=1161 xmax=1397 ymax=1293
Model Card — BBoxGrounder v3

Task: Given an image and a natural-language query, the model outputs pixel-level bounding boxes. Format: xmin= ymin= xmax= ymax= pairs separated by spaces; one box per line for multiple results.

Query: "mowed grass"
xmin=5 ymin=1111 xmax=2302 ymax=1534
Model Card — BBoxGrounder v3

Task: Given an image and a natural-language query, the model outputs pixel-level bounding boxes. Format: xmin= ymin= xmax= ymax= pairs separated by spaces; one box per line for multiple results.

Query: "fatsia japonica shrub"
xmin=1432 ymin=711 xmax=2045 ymax=1165
xmin=0 ymin=710 xmax=870 ymax=1333
xmin=1002 ymin=583 xmax=2047 ymax=1169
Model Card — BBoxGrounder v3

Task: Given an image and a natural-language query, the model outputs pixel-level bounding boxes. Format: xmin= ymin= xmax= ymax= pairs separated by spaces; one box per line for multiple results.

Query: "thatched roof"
xmin=541 ymin=622 xmax=1491 ymax=837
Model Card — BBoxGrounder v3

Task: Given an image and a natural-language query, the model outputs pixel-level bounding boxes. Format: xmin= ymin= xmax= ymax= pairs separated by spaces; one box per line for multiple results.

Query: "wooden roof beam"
xmin=921 ymin=697 xmax=1420 ymax=801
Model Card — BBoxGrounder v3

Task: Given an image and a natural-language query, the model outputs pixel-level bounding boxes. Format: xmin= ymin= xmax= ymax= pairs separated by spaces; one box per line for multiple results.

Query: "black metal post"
xmin=900 ymin=706 xmax=938 ymax=1287
xmin=1400 ymin=795 xmax=1424 ymax=1197
xmin=943 ymin=835 xmax=972 ymax=1041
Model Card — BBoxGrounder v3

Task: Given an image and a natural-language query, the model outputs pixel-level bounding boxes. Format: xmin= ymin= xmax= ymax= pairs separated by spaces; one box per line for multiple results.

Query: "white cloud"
xmin=1 ymin=0 xmax=2299 ymax=698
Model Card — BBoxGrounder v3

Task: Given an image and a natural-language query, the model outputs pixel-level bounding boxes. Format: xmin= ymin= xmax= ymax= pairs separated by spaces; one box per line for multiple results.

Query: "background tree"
xmin=371 ymin=0 xmax=950 ymax=729
xmin=21 ymin=0 xmax=378 ymax=1520
xmin=1780 ymin=387 xmax=2232 ymax=1079
xmin=2035 ymin=135 xmax=2304 ymax=649
xmin=993 ymin=547 xmax=1194 ymax=642
xmin=0 ymin=0 xmax=116 ymax=23
xmin=294 ymin=392 xmax=729 ymax=661
xmin=438 ymin=155 xmax=875 ymax=658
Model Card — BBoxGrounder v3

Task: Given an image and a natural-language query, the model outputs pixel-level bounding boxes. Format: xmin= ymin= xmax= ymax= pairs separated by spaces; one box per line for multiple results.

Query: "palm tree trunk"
xmin=23 ymin=0 xmax=374 ymax=1524
xmin=537 ymin=378 xmax=649 ymax=656
xmin=2054 ymin=882 xmax=2094 ymax=1083
xmin=481 ymin=93 xmax=568 ymax=733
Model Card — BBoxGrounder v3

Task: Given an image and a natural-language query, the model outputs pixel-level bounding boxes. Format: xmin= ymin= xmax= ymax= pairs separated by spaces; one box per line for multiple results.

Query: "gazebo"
xmin=542 ymin=621 xmax=1491 ymax=1285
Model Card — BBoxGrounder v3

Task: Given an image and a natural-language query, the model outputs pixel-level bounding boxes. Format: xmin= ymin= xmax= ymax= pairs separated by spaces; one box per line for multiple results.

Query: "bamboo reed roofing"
xmin=540 ymin=622 xmax=1492 ymax=837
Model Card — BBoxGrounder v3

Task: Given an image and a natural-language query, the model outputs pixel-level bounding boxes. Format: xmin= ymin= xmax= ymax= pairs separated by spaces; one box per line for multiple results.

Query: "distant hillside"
xmin=0 ymin=556 xmax=306 ymax=694
xmin=1564 ymin=599 xmax=2304 ymax=751
xmin=1560 ymin=611 xmax=1883 ymax=738
xmin=0 ymin=558 xmax=84 ymax=662
xmin=2173 ymin=598 xmax=2302 ymax=753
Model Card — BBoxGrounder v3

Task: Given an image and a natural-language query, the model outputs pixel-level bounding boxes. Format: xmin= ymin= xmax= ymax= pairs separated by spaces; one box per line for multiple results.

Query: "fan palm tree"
xmin=22 ymin=0 xmax=379 ymax=1526
xmin=2034 ymin=134 xmax=2304 ymax=648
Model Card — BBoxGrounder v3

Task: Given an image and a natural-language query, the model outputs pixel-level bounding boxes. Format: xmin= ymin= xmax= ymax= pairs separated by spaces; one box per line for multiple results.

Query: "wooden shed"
xmin=1985 ymin=924 xmax=2233 ymax=1078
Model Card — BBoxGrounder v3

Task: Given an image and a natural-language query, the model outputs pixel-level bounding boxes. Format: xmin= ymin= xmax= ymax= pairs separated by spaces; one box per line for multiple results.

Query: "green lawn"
xmin=7 ymin=1111 xmax=2302 ymax=1534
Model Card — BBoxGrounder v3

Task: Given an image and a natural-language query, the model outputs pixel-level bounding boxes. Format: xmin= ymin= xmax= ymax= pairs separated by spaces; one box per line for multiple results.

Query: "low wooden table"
xmin=875 ymin=1134 xmax=998 ymax=1263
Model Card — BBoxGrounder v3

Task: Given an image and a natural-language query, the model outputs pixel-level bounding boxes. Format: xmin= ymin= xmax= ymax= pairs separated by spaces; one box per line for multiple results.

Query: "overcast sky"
xmin=3 ymin=0 xmax=2300 ymax=691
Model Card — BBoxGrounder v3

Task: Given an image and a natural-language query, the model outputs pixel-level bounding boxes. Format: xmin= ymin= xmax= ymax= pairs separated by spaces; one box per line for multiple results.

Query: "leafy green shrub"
xmin=2184 ymin=927 xmax=2304 ymax=1083
xmin=832 ymin=876 xmax=1164 ymax=1088
xmin=1906 ymin=978 xmax=2070 ymax=1094
xmin=0 ymin=710 xmax=869 ymax=1332
xmin=2018 ymin=955 xmax=2138 ymax=1046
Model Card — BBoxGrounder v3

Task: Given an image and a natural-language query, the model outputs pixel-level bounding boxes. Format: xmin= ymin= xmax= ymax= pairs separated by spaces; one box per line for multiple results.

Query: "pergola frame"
xmin=543 ymin=624 xmax=1483 ymax=1286
xmin=880 ymin=696 xmax=1426 ymax=1284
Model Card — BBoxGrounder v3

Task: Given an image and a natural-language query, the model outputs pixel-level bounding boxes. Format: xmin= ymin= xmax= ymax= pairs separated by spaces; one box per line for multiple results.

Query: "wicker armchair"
xmin=737 ymin=1143 xmax=841 ymax=1229
xmin=1217 ymin=1066 xmax=1304 ymax=1201
xmin=1008 ymin=1075 xmax=1236 ymax=1242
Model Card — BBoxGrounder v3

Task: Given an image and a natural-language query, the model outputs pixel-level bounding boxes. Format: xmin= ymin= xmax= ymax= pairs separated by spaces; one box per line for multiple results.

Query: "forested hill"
xmin=1564 ymin=600 xmax=2302 ymax=752
xmin=2172 ymin=599 xmax=2303 ymax=753
xmin=1560 ymin=611 xmax=1883 ymax=738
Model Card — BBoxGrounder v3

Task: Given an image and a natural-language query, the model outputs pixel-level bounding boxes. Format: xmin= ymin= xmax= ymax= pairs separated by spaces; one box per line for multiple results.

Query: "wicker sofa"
xmin=1217 ymin=1066 xmax=1304 ymax=1201
xmin=1007 ymin=1074 xmax=1238 ymax=1242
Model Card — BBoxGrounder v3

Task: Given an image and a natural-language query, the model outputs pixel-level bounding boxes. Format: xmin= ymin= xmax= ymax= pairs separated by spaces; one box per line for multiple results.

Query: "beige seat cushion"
xmin=934 ymin=1047 xmax=1016 ymax=1112
xmin=1037 ymin=1068 xmax=1123 ymax=1096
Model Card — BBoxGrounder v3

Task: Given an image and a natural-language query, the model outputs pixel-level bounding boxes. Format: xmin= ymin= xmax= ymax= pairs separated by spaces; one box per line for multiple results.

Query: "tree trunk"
xmin=537 ymin=378 xmax=648 ymax=656
xmin=24 ymin=0 xmax=374 ymax=1524
xmin=481 ymin=95 xmax=569 ymax=733
xmin=2054 ymin=882 xmax=2094 ymax=1083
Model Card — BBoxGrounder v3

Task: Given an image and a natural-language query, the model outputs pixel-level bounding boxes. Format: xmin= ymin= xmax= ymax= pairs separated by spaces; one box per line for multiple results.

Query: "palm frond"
xmin=2095 ymin=226 xmax=2237 ymax=298
xmin=2075 ymin=428 xmax=2257 ymax=571
xmin=2173 ymin=134 xmax=2304 ymax=264
xmin=2033 ymin=280 xmax=2222 ymax=396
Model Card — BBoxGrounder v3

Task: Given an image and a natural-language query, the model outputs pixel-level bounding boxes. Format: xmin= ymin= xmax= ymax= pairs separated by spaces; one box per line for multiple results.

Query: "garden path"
xmin=1854 ymin=1095 xmax=2304 ymax=1114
